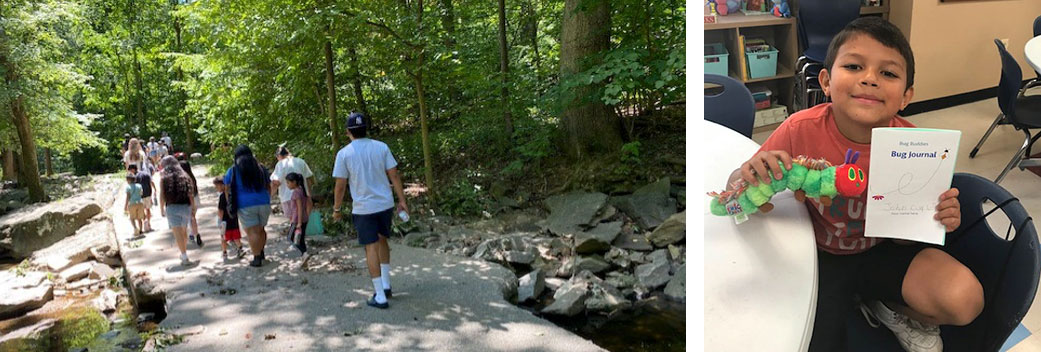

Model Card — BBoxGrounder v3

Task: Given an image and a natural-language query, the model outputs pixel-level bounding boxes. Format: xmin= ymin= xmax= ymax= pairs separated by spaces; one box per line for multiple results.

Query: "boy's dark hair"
xmin=213 ymin=177 xmax=224 ymax=185
xmin=349 ymin=126 xmax=368 ymax=138
xmin=126 ymin=173 xmax=136 ymax=181
xmin=824 ymin=16 xmax=915 ymax=90
xmin=128 ymin=164 xmax=138 ymax=172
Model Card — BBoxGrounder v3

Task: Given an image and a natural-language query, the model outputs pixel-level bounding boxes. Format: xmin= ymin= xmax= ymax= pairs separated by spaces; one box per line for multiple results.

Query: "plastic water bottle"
xmin=398 ymin=210 xmax=410 ymax=223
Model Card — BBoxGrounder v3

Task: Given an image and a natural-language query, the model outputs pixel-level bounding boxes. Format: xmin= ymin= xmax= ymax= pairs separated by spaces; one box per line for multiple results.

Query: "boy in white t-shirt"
xmin=332 ymin=112 xmax=409 ymax=309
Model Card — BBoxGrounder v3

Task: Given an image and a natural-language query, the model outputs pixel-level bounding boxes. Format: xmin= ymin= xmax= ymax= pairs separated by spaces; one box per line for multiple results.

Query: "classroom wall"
xmin=890 ymin=0 xmax=1041 ymax=102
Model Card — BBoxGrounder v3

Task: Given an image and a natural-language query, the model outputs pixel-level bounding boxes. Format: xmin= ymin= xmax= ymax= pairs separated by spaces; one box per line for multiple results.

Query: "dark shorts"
xmin=809 ymin=240 xmax=933 ymax=351
xmin=352 ymin=208 xmax=394 ymax=245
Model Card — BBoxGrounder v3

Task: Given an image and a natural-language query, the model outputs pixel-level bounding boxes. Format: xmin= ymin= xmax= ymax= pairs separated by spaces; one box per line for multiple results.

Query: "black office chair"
xmin=792 ymin=0 xmax=860 ymax=112
xmin=970 ymin=39 xmax=1041 ymax=184
xmin=1025 ymin=15 xmax=1041 ymax=89
xmin=705 ymin=74 xmax=755 ymax=138
xmin=848 ymin=173 xmax=1040 ymax=352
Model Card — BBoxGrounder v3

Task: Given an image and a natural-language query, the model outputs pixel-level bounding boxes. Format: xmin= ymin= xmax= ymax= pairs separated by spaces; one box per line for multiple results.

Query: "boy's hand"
xmin=934 ymin=188 xmax=961 ymax=232
xmin=737 ymin=150 xmax=793 ymax=187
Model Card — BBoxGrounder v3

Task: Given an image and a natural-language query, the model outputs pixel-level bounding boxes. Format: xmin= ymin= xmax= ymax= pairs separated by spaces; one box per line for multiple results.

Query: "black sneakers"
xmin=385 ymin=288 xmax=393 ymax=298
xmin=367 ymin=294 xmax=389 ymax=309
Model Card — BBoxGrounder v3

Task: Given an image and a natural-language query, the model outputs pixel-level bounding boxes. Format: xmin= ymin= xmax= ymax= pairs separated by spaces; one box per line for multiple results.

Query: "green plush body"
xmin=709 ymin=161 xmax=839 ymax=216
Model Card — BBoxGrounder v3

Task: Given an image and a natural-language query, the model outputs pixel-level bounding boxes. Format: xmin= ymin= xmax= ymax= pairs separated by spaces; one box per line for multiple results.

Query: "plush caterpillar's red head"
xmin=835 ymin=149 xmax=866 ymax=197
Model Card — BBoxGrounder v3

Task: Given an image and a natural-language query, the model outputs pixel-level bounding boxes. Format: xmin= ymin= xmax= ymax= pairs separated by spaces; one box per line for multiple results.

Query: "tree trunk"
xmin=174 ymin=14 xmax=194 ymax=154
xmin=559 ymin=0 xmax=622 ymax=158
xmin=2 ymin=53 xmax=45 ymax=201
xmin=438 ymin=0 xmax=462 ymax=120
xmin=348 ymin=45 xmax=369 ymax=118
xmin=497 ymin=0 xmax=513 ymax=137
xmin=324 ymin=39 xmax=342 ymax=150
xmin=45 ymin=148 xmax=52 ymax=177
xmin=414 ymin=0 xmax=435 ymax=200
xmin=133 ymin=49 xmax=145 ymax=130
xmin=1 ymin=149 xmax=17 ymax=182
xmin=413 ymin=70 xmax=434 ymax=202
xmin=523 ymin=0 xmax=542 ymax=83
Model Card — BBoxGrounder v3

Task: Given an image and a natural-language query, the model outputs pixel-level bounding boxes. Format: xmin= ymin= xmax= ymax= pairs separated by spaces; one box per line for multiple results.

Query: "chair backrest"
xmin=994 ymin=39 xmax=1026 ymax=126
xmin=1033 ymin=15 xmax=1041 ymax=78
xmin=797 ymin=0 xmax=861 ymax=62
xmin=704 ymin=74 xmax=755 ymax=138
xmin=940 ymin=173 xmax=1040 ymax=352
xmin=1033 ymin=15 xmax=1041 ymax=37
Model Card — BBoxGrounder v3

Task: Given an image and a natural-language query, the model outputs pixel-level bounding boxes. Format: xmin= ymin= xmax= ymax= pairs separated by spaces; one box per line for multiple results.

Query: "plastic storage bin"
xmin=751 ymin=88 xmax=772 ymax=110
xmin=745 ymin=45 xmax=779 ymax=79
xmin=705 ymin=43 xmax=729 ymax=76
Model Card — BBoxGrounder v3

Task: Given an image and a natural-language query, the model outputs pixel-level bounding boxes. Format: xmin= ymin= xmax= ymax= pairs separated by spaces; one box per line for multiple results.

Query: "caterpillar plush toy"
xmin=708 ymin=149 xmax=867 ymax=219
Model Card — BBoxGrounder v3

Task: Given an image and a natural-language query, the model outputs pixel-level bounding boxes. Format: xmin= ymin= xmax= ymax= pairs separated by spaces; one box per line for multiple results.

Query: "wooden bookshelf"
xmin=705 ymin=12 xmax=796 ymax=30
xmin=705 ymin=11 xmax=798 ymax=114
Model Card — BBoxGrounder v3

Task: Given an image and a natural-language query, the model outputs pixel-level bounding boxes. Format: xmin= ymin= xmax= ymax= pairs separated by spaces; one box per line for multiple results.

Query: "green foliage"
xmin=60 ymin=307 xmax=109 ymax=349
xmin=0 ymin=0 xmax=104 ymax=156
xmin=620 ymin=141 xmax=642 ymax=164
xmin=436 ymin=178 xmax=487 ymax=217
xmin=71 ymin=145 xmax=121 ymax=175
xmin=503 ymin=119 xmax=557 ymax=176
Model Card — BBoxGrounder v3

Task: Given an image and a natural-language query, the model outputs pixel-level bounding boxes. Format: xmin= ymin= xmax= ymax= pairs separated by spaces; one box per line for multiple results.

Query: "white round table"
xmin=1024 ymin=36 xmax=1041 ymax=74
xmin=702 ymin=120 xmax=818 ymax=351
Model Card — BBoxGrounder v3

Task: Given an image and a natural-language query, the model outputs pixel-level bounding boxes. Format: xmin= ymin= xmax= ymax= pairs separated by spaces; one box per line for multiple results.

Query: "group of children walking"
xmin=121 ymin=111 xmax=407 ymax=310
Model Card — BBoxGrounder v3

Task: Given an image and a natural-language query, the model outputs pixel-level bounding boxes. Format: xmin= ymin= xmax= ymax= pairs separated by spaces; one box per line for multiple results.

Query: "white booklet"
xmin=865 ymin=128 xmax=961 ymax=245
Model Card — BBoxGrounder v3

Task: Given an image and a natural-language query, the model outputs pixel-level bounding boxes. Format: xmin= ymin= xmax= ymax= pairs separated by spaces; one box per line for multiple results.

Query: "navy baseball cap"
xmin=347 ymin=112 xmax=366 ymax=129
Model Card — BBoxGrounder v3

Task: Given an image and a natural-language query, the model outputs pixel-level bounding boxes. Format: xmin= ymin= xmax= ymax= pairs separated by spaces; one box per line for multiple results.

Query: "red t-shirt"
xmin=757 ymin=103 xmax=915 ymax=255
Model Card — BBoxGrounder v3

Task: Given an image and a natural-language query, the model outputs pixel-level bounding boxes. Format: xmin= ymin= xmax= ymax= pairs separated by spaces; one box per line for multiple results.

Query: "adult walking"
xmin=270 ymin=145 xmax=314 ymax=237
xmin=159 ymin=156 xmax=196 ymax=267
xmin=146 ymin=137 xmax=161 ymax=167
xmin=224 ymin=145 xmax=272 ymax=267
xmin=123 ymin=138 xmax=147 ymax=171
xmin=178 ymin=155 xmax=203 ymax=247
xmin=332 ymin=112 xmax=409 ymax=309
xmin=161 ymin=131 xmax=173 ymax=152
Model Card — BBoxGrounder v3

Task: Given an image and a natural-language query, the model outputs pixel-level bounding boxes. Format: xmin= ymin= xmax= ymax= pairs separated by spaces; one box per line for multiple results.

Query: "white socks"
xmin=380 ymin=264 xmax=392 ymax=290
xmin=371 ymin=278 xmax=387 ymax=303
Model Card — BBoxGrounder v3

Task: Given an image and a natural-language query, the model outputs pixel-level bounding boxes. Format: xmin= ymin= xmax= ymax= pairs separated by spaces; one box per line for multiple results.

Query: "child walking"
xmin=124 ymin=173 xmax=146 ymax=236
xmin=214 ymin=177 xmax=245 ymax=260
xmin=129 ymin=164 xmax=156 ymax=232
xmin=285 ymin=172 xmax=312 ymax=256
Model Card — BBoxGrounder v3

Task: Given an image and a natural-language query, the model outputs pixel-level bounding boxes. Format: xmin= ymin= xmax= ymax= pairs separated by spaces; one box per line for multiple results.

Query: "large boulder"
xmin=611 ymin=178 xmax=677 ymax=230
xmin=586 ymin=281 xmax=631 ymax=313
xmin=59 ymin=261 xmax=94 ymax=282
xmin=664 ymin=264 xmax=686 ymax=302
xmin=541 ymin=279 xmax=591 ymax=316
xmin=0 ymin=318 xmax=57 ymax=349
xmin=604 ymin=247 xmax=632 ymax=269
xmin=574 ymin=221 xmax=623 ymax=254
xmin=517 ymin=269 xmax=546 ymax=303
xmin=636 ymin=260 xmax=671 ymax=290
xmin=542 ymin=192 xmax=608 ymax=235
xmin=647 ymin=212 xmax=686 ymax=247
xmin=574 ymin=255 xmax=612 ymax=274
xmin=0 ymin=196 xmax=103 ymax=259
xmin=31 ymin=217 xmax=117 ymax=272
xmin=612 ymin=232 xmax=654 ymax=252
xmin=0 ymin=271 xmax=54 ymax=319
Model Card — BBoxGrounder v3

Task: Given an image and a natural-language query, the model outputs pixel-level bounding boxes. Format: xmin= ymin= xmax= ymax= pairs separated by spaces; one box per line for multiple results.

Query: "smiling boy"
xmin=727 ymin=17 xmax=982 ymax=352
